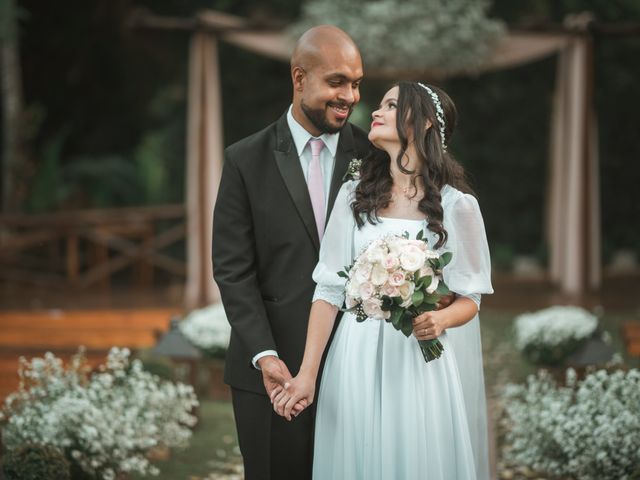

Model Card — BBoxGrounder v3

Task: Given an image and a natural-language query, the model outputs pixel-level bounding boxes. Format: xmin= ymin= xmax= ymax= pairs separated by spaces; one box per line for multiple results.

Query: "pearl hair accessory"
xmin=417 ymin=82 xmax=447 ymax=151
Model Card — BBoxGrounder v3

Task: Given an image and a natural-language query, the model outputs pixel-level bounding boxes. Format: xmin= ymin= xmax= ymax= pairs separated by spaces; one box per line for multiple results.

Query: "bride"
xmin=272 ymin=81 xmax=493 ymax=480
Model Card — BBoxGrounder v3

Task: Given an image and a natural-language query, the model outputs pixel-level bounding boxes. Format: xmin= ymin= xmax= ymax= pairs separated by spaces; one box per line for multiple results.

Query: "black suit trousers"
xmin=231 ymin=388 xmax=315 ymax=480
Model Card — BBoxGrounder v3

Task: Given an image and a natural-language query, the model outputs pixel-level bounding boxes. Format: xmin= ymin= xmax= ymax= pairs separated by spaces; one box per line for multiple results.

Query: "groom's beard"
xmin=301 ymin=100 xmax=353 ymax=134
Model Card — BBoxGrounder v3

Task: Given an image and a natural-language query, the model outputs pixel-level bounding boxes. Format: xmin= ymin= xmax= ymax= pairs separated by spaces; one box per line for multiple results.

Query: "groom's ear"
xmin=292 ymin=66 xmax=306 ymax=92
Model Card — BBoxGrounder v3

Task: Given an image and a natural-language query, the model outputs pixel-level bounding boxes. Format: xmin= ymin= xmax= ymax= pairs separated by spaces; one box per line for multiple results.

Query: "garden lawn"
xmin=130 ymin=401 xmax=241 ymax=480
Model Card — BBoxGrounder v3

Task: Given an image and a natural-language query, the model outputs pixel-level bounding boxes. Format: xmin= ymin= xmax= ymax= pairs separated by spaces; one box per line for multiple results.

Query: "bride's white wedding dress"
xmin=311 ymin=181 xmax=493 ymax=480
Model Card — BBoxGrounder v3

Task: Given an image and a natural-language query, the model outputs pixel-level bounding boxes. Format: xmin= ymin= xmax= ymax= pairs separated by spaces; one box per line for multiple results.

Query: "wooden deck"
xmin=0 ymin=308 xmax=181 ymax=402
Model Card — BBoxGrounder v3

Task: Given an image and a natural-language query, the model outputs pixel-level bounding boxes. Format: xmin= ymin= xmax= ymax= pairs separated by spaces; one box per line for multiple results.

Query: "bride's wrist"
xmin=298 ymin=365 xmax=318 ymax=380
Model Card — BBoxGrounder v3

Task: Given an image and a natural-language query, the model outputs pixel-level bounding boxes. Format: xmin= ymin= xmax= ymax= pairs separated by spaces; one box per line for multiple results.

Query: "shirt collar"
xmin=286 ymin=105 xmax=340 ymax=158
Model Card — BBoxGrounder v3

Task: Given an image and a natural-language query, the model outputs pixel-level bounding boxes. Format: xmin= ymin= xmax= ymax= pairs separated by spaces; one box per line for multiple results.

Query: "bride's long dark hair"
xmin=351 ymin=81 xmax=472 ymax=249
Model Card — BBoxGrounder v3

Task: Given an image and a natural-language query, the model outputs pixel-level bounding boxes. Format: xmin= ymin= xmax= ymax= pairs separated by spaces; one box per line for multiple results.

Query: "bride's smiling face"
xmin=368 ymin=87 xmax=401 ymax=149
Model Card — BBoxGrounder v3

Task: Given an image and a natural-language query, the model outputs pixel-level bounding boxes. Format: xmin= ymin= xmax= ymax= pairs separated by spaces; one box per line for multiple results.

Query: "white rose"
xmin=347 ymin=277 xmax=361 ymax=297
xmin=409 ymin=239 xmax=427 ymax=252
xmin=354 ymin=263 xmax=373 ymax=283
xmin=370 ymin=264 xmax=389 ymax=286
xmin=419 ymin=265 xmax=434 ymax=278
xmin=398 ymin=281 xmax=415 ymax=301
xmin=399 ymin=245 xmax=426 ymax=272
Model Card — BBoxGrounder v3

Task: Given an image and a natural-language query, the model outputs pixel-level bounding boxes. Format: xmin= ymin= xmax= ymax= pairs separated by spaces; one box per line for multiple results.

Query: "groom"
xmin=212 ymin=26 xmax=369 ymax=480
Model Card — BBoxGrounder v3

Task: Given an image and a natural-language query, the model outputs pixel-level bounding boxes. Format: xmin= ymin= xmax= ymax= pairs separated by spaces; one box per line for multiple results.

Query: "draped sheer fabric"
xmin=312 ymin=181 xmax=493 ymax=480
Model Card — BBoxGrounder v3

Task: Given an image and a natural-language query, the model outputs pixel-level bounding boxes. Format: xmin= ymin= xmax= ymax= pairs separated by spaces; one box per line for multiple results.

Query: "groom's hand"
xmin=258 ymin=355 xmax=291 ymax=396
xmin=258 ymin=356 xmax=307 ymax=415
xmin=436 ymin=292 xmax=456 ymax=310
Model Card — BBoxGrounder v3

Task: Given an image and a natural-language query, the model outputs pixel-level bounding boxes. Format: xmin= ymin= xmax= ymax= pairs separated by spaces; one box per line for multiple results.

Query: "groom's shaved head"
xmin=290 ymin=25 xmax=363 ymax=136
xmin=291 ymin=25 xmax=361 ymax=72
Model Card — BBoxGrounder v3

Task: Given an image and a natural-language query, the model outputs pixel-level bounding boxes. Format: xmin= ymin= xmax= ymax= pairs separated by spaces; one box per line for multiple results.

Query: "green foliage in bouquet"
xmin=2 ymin=443 xmax=71 ymax=480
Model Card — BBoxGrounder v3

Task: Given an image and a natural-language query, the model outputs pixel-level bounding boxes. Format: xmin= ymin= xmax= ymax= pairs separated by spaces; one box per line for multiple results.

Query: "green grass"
xmin=130 ymin=401 xmax=241 ymax=480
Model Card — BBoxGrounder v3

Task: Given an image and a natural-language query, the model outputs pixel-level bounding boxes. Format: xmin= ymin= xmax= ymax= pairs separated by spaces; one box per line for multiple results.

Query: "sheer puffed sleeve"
xmin=440 ymin=188 xmax=493 ymax=480
xmin=312 ymin=181 xmax=358 ymax=308
xmin=442 ymin=191 xmax=493 ymax=301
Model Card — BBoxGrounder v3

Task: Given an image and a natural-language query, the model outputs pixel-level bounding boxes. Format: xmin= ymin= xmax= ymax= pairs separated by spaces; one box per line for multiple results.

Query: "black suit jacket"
xmin=212 ymin=112 xmax=370 ymax=394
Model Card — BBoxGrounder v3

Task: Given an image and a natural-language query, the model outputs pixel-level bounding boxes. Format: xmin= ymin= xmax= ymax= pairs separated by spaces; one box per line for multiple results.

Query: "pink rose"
xmin=382 ymin=254 xmax=400 ymax=271
xmin=388 ymin=271 xmax=406 ymax=287
xmin=359 ymin=281 xmax=375 ymax=300
xmin=362 ymin=297 xmax=384 ymax=319
xmin=381 ymin=282 xmax=399 ymax=297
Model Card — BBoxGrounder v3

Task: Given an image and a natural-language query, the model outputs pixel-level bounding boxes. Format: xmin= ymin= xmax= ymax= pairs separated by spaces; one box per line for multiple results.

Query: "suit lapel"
xmin=327 ymin=123 xmax=355 ymax=220
xmin=273 ymin=115 xmax=321 ymax=251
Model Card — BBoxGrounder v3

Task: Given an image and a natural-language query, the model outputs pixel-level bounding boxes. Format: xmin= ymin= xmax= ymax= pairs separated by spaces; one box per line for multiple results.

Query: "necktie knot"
xmin=309 ymin=138 xmax=325 ymax=158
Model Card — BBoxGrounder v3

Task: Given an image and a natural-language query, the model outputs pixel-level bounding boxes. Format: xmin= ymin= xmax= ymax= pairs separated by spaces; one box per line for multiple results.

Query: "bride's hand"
xmin=270 ymin=386 xmax=307 ymax=419
xmin=272 ymin=373 xmax=316 ymax=421
xmin=413 ymin=310 xmax=450 ymax=340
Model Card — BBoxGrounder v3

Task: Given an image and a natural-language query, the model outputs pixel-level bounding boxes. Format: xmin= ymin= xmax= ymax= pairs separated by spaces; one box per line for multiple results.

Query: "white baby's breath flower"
xmin=1 ymin=348 xmax=199 ymax=479
xmin=502 ymin=368 xmax=640 ymax=479
xmin=513 ymin=305 xmax=599 ymax=364
xmin=179 ymin=303 xmax=231 ymax=354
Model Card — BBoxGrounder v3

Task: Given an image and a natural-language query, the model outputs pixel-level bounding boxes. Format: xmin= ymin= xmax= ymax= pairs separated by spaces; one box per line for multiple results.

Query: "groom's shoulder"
xmin=224 ymin=119 xmax=280 ymax=163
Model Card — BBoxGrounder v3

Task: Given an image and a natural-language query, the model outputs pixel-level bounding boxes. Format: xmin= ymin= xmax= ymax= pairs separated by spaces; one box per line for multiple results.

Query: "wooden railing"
xmin=0 ymin=204 xmax=186 ymax=289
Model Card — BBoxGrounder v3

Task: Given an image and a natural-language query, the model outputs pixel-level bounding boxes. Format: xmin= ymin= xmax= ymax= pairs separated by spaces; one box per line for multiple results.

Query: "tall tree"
xmin=0 ymin=0 xmax=25 ymax=212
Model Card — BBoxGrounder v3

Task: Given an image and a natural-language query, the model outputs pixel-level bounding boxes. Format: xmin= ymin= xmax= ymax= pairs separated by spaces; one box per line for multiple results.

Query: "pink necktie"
xmin=308 ymin=138 xmax=326 ymax=241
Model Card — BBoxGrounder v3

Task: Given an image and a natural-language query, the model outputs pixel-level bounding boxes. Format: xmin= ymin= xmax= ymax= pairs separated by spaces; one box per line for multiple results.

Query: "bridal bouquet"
xmin=338 ymin=231 xmax=452 ymax=362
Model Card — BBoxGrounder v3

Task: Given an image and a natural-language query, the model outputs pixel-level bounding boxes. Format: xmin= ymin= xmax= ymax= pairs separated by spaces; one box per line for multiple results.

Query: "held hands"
xmin=258 ymin=356 xmax=307 ymax=417
xmin=271 ymin=372 xmax=316 ymax=421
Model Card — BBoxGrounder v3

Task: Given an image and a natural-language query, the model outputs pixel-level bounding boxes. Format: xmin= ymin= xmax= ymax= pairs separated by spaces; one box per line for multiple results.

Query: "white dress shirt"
xmin=252 ymin=106 xmax=341 ymax=369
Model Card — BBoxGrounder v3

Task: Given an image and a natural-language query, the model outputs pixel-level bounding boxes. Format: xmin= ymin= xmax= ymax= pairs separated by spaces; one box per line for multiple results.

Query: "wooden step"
xmin=622 ymin=322 xmax=640 ymax=357
xmin=0 ymin=308 xmax=178 ymax=349
xmin=0 ymin=329 xmax=161 ymax=349
xmin=0 ymin=308 xmax=182 ymax=403
xmin=0 ymin=308 xmax=181 ymax=329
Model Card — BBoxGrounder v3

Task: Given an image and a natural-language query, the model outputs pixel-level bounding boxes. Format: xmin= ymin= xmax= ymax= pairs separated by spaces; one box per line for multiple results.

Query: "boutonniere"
xmin=342 ymin=158 xmax=362 ymax=181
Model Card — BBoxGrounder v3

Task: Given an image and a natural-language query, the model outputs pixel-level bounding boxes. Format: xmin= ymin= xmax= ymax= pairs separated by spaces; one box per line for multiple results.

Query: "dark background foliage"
xmin=4 ymin=0 xmax=640 ymax=265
